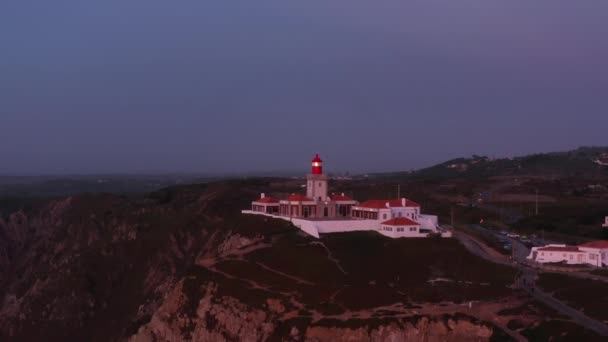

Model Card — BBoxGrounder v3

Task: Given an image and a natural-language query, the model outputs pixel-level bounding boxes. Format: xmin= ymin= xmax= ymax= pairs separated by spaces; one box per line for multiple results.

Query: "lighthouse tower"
xmin=306 ymin=154 xmax=328 ymax=202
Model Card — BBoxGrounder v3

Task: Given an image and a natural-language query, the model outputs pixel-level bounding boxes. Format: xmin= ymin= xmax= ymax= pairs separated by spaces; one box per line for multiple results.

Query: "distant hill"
xmin=374 ymin=146 xmax=608 ymax=180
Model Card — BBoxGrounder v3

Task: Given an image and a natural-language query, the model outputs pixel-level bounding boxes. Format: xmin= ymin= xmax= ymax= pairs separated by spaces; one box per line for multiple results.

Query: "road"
xmin=452 ymin=230 xmax=510 ymax=265
xmin=454 ymin=227 xmax=608 ymax=337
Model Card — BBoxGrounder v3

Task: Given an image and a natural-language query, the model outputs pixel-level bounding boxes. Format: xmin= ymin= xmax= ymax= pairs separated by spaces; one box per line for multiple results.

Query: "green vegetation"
xmin=454 ymin=224 xmax=511 ymax=255
xmin=4 ymin=157 xmax=608 ymax=341
xmin=538 ymin=273 xmax=608 ymax=322
xmin=589 ymin=269 xmax=608 ymax=277
xmin=513 ymin=201 xmax=608 ymax=240
xmin=375 ymin=146 xmax=608 ymax=181
xmin=213 ymin=227 xmax=517 ymax=313
xmin=498 ymin=294 xmax=605 ymax=341
xmin=497 ymin=299 xmax=570 ymax=321
xmin=521 ymin=320 xmax=604 ymax=342
xmin=271 ymin=313 xmax=513 ymax=340
xmin=0 ymin=196 xmax=48 ymax=218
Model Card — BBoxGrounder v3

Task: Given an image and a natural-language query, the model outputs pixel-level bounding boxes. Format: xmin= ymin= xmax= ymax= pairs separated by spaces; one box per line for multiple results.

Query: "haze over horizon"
xmin=2 ymin=1 xmax=607 ymax=175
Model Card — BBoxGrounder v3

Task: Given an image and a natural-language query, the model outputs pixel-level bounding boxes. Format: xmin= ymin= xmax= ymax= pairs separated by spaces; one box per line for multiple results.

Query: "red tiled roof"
xmin=253 ymin=197 xmax=279 ymax=204
xmin=579 ymin=240 xmax=608 ymax=249
xmin=356 ymin=199 xmax=420 ymax=209
xmin=330 ymin=193 xmax=354 ymax=201
xmin=381 ymin=217 xmax=420 ymax=226
xmin=286 ymin=194 xmax=313 ymax=202
xmin=405 ymin=199 xmax=421 ymax=207
xmin=357 ymin=200 xmax=400 ymax=208
xmin=538 ymin=246 xmax=580 ymax=252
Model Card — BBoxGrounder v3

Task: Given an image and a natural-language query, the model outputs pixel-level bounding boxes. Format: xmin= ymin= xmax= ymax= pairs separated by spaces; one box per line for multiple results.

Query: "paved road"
xmin=519 ymin=281 xmax=608 ymax=336
xmin=455 ymin=227 xmax=608 ymax=337
xmin=452 ymin=230 xmax=510 ymax=265
xmin=510 ymin=238 xmax=530 ymax=263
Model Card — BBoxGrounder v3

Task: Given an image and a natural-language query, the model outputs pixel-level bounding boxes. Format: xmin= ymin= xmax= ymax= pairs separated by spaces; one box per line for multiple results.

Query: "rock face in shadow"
xmin=0 ymin=181 xmax=511 ymax=341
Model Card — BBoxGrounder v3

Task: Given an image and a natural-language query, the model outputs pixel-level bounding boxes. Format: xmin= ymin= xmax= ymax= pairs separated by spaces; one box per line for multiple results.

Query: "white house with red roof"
xmin=579 ymin=240 xmax=608 ymax=267
xmin=351 ymin=199 xmax=420 ymax=221
xmin=243 ymin=154 xmax=450 ymax=239
xmin=380 ymin=217 xmax=427 ymax=238
xmin=527 ymin=241 xmax=608 ymax=267
xmin=251 ymin=194 xmax=279 ymax=214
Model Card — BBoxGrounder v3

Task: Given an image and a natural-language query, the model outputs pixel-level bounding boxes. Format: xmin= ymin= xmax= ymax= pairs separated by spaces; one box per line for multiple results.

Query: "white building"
xmin=380 ymin=217 xmax=428 ymax=238
xmin=527 ymin=241 xmax=608 ymax=267
xmin=242 ymin=154 xmax=450 ymax=239
xmin=579 ymin=241 xmax=608 ymax=267
xmin=351 ymin=198 xmax=420 ymax=222
xmin=527 ymin=245 xmax=589 ymax=265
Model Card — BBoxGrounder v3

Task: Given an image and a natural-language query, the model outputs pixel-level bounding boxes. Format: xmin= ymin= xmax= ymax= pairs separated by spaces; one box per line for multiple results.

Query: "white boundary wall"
xmin=241 ymin=210 xmax=320 ymax=238
xmin=418 ymin=214 xmax=439 ymax=232
xmin=315 ymin=219 xmax=378 ymax=233
xmin=241 ymin=210 xmax=451 ymax=239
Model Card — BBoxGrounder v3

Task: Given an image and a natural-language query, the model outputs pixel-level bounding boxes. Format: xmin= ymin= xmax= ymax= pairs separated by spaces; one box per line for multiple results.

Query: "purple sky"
xmin=1 ymin=1 xmax=607 ymax=174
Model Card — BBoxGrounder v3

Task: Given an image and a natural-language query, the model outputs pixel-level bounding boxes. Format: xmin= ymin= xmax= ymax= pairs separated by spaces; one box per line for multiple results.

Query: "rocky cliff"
xmin=0 ymin=181 xmax=549 ymax=341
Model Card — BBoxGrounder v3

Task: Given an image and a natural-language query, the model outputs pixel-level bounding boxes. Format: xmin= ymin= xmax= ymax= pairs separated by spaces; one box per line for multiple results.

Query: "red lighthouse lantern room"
xmin=312 ymin=154 xmax=323 ymax=175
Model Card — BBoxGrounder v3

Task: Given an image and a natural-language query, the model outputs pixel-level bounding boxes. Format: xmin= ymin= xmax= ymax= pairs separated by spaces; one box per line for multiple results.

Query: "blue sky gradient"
xmin=1 ymin=1 xmax=607 ymax=174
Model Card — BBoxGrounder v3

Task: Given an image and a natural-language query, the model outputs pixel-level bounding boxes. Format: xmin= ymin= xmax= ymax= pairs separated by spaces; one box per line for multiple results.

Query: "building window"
xmin=387 ymin=227 xmax=392 ymax=231
xmin=397 ymin=227 xmax=404 ymax=232
xmin=569 ymin=255 xmax=573 ymax=260
xmin=318 ymin=182 xmax=322 ymax=187
xmin=409 ymin=227 xmax=416 ymax=232
xmin=383 ymin=214 xmax=387 ymax=219
xmin=398 ymin=212 xmax=402 ymax=217
xmin=590 ymin=254 xmax=596 ymax=260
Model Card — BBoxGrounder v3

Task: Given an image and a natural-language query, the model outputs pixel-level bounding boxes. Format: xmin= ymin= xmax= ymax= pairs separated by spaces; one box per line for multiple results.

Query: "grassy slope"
xmin=211 ymin=224 xmax=516 ymax=313
xmin=538 ymin=273 xmax=608 ymax=322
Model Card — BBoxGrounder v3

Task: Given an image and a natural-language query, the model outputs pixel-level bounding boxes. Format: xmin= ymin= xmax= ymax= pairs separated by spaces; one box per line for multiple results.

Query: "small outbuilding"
xmin=251 ymin=194 xmax=280 ymax=214
xmin=380 ymin=217 xmax=426 ymax=238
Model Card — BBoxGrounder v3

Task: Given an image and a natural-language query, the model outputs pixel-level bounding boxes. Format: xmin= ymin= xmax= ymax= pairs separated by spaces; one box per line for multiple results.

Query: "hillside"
xmin=374 ymin=146 xmax=608 ymax=181
xmin=2 ymin=180 xmax=599 ymax=341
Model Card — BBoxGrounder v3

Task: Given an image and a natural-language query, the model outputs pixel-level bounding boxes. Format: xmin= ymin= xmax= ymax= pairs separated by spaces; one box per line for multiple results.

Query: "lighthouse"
xmin=307 ymin=154 xmax=328 ymax=202
xmin=312 ymin=154 xmax=323 ymax=174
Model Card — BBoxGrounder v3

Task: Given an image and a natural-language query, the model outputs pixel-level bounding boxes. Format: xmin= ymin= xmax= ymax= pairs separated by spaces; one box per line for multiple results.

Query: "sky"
xmin=1 ymin=1 xmax=607 ymax=175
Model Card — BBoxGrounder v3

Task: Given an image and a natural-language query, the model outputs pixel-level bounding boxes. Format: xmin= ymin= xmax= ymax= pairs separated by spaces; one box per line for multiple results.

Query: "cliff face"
xmin=0 ymin=182 xmax=517 ymax=341
xmin=0 ymin=185 xmax=229 ymax=341
xmin=129 ymin=278 xmax=495 ymax=342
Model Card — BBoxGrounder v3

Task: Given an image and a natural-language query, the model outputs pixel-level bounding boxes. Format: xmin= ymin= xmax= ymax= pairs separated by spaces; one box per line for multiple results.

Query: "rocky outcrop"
xmin=130 ymin=278 xmax=496 ymax=342
xmin=0 ymin=183 xmax=514 ymax=342
xmin=130 ymin=281 xmax=275 ymax=342
xmin=304 ymin=318 xmax=494 ymax=342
